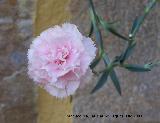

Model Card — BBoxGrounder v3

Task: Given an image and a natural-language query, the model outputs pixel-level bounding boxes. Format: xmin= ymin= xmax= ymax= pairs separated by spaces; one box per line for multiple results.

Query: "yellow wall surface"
xmin=34 ymin=0 xmax=72 ymax=123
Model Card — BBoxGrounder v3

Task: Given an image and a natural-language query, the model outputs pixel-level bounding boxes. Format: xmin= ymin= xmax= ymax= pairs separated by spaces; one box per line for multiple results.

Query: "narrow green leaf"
xmin=102 ymin=52 xmax=124 ymax=96
xmin=108 ymin=27 xmax=128 ymax=41
xmin=144 ymin=60 xmax=160 ymax=69
xmin=122 ymin=64 xmax=151 ymax=72
xmin=130 ymin=17 xmax=139 ymax=35
xmin=130 ymin=0 xmax=157 ymax=37
xmin=110 ymin=70 xmax=121 ymax=95
xmin=88 ymin=0 xmax=96 ymax=16
xmin=91 ymin=70 xmax=110 ymax=94
xmin=90 ymin=56 xmax=101 ymax=69
xmin=88 ymin=22 xmax=93 ymax=37
xmin=120 ymin=42 xmax=136 ymax=63
xmin=94 ymin=28 xmax=104 ymax=49
xmin=102 ymin=53 xmax=110 ymax=65
xmin=89 ymin=9 xmax=104 ymax=49
xmin=145 ymin=0 xmax=157 ymax=14
xmin=103 ymin=53 xmax=121 ymax=95
xmin=131 ymin=15 xmax=145 ymax=37
xmin=98 ymin=16 xmax=129 ymax=41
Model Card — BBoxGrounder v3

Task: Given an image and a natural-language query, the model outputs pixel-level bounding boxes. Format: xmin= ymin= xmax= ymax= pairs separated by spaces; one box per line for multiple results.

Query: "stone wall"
xmin=2 ymin=0 xmax=159 ymax=123
xmin=70 ymin=0 xmax=160 ymax=123
xmin=0 ymin=0 xmax=37 ymax=123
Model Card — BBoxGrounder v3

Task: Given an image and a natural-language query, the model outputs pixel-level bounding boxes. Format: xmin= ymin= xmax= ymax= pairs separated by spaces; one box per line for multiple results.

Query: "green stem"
xmin=130 ymin=0 xmax=157 ymax=38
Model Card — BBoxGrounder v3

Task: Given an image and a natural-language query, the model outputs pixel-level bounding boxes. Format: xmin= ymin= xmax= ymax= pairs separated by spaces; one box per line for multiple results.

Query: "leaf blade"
xmin=110 ymin=70 xmax=122 ymax=95
xmin=122 ymin=64 xmax=151 ymax=72
xmin=89 ymin=9 xmax=104 ymax=49
xmin=91 ymin=70 xmax=110 ymax=94
xmin=90 ymin=56 xmax=101 ymax=69
xmin=88 ymin=22 xmax=93 ymax=37
xmin=130 ymin=16 xmax=139 ymax=35
xmin=130 ymin=0 xmax=157 ymax=37
xmin=98 ymin=16 xmax=129 ymax=41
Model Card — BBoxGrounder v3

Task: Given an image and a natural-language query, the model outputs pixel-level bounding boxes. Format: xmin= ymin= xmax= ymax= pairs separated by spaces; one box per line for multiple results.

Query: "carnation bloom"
xmin=28 ymin=23 xmax=96 ymax=98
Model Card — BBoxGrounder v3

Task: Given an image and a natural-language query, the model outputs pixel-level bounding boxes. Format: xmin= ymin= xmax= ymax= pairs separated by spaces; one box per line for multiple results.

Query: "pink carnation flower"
xmin=28 ymin=23 xmax=96 ymax=98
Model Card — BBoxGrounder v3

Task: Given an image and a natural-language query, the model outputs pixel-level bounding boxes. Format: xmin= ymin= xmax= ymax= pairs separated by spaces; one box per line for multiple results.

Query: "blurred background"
xmin=0 ymin=0 xmax=160 ymax=123
xmin=0 ymin=0 xmax=37 ymax=123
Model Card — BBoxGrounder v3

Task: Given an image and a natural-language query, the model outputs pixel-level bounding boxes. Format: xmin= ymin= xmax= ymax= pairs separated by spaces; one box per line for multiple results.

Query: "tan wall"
xmin=34 ymin=0 xmax=72 ymax=123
